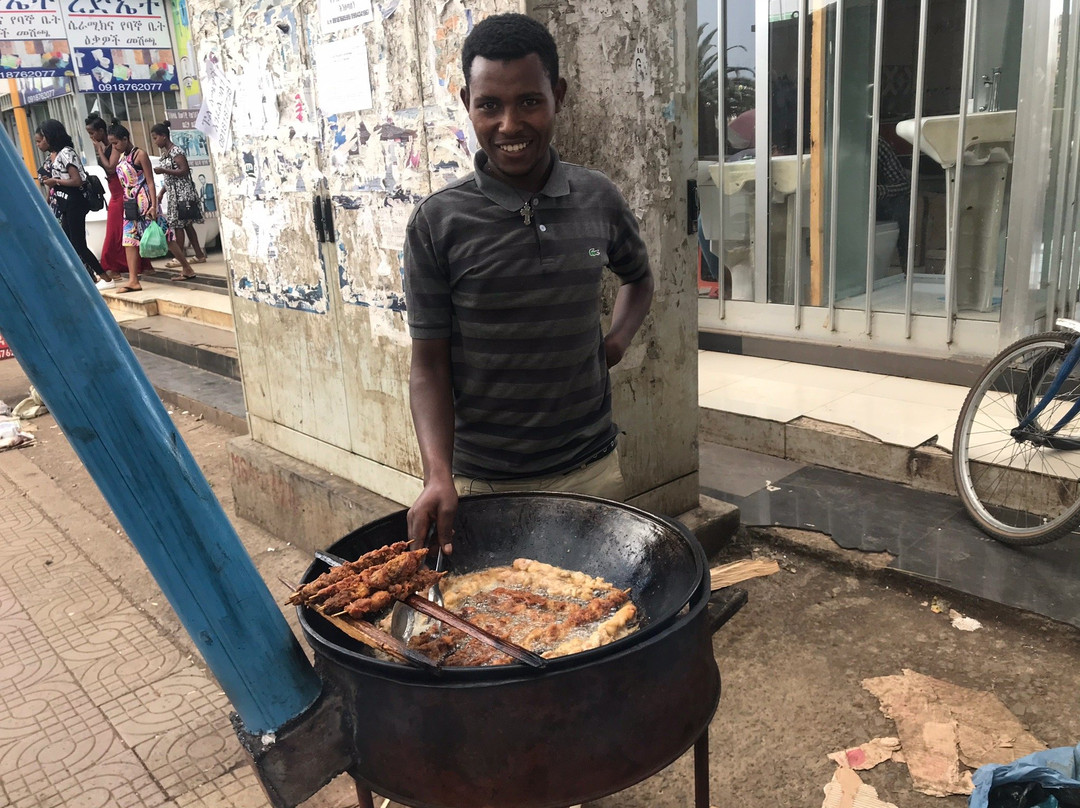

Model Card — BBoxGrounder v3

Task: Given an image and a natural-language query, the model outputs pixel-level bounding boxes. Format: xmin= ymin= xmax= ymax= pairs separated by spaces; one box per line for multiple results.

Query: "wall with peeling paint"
xmin=187 ymin=0 xmax=697 ymax=515
xmin=532 ymin=0 xmax=699 ymax=513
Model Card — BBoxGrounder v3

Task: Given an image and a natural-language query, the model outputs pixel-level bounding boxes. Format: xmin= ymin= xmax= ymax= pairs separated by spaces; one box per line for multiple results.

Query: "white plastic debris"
xmin=949 ymin=609 xmax=982 ymax=632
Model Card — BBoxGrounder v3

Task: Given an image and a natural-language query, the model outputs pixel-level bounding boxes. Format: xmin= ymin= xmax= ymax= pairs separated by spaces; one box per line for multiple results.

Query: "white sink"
xmin=895 ymin=111 xmax=1015 ymax=169
xmin=709 ymin=154 xmax=810 ymax=196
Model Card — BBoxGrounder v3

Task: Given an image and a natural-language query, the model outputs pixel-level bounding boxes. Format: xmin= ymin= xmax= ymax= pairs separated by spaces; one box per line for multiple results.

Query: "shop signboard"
xmin=64 ymin=0 xmax=177 ymax=93
xmin=170 ymin=0 xmax=200 ymax=106
xmin=0 ymin=0 xmax=73 ymax=79
xmin=17 ymin=75 xmax=70 ymax=104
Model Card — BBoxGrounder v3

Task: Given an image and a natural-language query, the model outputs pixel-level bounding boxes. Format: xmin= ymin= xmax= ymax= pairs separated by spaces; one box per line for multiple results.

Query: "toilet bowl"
xmin=873 ymin=221 xmax=901 ymax=281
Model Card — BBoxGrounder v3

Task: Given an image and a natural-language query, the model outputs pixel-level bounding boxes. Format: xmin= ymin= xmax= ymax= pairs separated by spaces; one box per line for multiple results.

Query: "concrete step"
xmin=102 ymin=279 xmax=234 ymax=331
xmin=700 ymin=405 xmax=956 ymax=498
xmin=132 ymin=346 xmax=246 ymax=434
xmin=117 ymin=315 xmax=240 ymax=381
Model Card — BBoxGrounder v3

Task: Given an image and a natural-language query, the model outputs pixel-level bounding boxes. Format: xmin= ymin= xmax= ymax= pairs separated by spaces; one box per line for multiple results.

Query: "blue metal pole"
xmin=0 ymin=132 xmax=321 ymax=734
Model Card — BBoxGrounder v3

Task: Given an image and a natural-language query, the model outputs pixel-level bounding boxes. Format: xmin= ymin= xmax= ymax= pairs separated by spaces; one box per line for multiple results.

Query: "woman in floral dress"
xmin=84 ymin=115 xmax=153 ymax=286
xmin=107 ymin=123 xmax=195 ymax=292
xmin=151 ymin=121 xmax=206 ymax=275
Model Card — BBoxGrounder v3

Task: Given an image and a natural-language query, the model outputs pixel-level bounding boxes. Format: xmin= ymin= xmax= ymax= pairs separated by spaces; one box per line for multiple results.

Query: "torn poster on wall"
xmin=315 ymin=35 xmax=372 ymax=114
xmin=195 ymin=56 xmax=235 ymax=153
xmin=319 ymin=0 xmax=373 ymax=34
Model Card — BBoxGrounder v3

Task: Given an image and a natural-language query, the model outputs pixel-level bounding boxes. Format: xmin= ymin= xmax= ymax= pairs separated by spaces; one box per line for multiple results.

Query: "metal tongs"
xmin=390 ymin=544 xmax=444 ymax=642
xmin=314 ymin=547 xmax=546 ymax=669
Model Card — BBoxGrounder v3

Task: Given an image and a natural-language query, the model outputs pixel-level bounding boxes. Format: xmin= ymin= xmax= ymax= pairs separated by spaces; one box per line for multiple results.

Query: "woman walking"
xmin=34 ymin=119 xmax=110 ymax=287
xmin=106 ymin=123 xmax=195 ymax=293
xmin=84 ymin=115 xmax=152 ymax=286
xmin=151 ymin=121 xmax=206 ymax=277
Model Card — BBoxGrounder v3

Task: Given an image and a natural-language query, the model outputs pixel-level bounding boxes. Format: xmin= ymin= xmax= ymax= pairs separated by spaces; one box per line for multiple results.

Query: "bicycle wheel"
xmin=953 ymin=331 xmax=1080 ymax=545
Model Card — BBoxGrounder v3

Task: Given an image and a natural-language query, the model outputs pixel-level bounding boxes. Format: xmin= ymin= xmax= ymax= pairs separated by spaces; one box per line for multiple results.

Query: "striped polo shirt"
xmin=403 ymin=148 xmax=651 ymax=479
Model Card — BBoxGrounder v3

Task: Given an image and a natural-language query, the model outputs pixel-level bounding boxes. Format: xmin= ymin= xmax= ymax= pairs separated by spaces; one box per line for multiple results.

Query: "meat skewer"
xmin=304 ymin=549 xmax=546 ymax=669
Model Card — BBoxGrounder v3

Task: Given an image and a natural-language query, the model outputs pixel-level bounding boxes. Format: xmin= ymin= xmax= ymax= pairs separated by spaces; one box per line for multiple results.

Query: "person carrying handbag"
xmin=151 ymin=121 xmax=207 ymax=277
xmin=85 ymin=115 xmax=153 ymax=288
xmin=34 ymin=119 xmax=111 ymax=286
xmin=106 ymin=122 xmax=196 ymax=292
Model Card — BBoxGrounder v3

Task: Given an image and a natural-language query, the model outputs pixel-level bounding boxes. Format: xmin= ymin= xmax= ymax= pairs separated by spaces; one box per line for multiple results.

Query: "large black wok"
xmin=298 ymin=493 xmax=744 ymax=808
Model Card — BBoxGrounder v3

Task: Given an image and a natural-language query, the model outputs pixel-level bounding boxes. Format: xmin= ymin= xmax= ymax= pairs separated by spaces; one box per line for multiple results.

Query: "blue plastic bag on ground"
xmin=970 ymin=744 xmax=1080 ymax=808
xmin=139 ymin=221 xmax=168 ymax=258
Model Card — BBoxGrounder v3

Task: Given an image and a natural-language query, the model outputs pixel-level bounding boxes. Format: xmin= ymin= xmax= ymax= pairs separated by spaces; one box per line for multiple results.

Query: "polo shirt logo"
xmin=589 ymin=248 xmax=601 ymax=257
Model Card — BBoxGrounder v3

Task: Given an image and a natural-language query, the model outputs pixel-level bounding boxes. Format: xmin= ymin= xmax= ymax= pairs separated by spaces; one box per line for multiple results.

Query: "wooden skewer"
xmin=404 ymin=594 xmax=548 ymax=669
xmin=306 ymin=548 xmax=545 ymax=669
xmin=313 ymin=606 xmax=442 ymax=674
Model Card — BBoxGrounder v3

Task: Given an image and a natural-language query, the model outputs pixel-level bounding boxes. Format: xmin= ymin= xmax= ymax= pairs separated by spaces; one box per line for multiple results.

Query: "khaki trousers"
xmin=453 ymin=448 xmax=626 ymax=502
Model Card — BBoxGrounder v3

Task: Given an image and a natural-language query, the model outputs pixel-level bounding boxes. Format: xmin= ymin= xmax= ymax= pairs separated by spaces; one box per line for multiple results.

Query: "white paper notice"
xmin=195 ymin=58 xmax=236 ymax=154
xmin=315 ymin=37 xmax=373 ymax=115
xmin=319 ymin=0 xmax=373 ymax=34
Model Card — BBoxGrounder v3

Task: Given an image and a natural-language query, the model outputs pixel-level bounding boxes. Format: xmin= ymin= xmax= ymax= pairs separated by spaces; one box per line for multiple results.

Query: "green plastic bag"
xmin=139 ymin=221 xmax=168 ymax=258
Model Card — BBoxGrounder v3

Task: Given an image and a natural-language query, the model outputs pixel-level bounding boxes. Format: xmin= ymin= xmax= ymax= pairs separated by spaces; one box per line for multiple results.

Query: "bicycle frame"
xmin=1013 ymin=319 xmax=1080 ymax=441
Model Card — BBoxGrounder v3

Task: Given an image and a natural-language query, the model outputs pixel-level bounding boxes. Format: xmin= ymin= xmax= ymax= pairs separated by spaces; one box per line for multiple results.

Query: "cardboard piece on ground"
xmin=710 ymin=558 xmax=781 ymax=589
xmin=822 ymin=767 xmax=901 ymax=808
xmin=828 ymin=737 xmax=905 ymax=770
xmin=862 ymin=669 xmax=1046 ymax=797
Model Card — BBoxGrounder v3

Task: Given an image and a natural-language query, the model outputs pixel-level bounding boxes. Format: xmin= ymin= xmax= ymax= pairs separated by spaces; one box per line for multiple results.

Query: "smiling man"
xmin=403 ymin=13 xmax=655 ymax=551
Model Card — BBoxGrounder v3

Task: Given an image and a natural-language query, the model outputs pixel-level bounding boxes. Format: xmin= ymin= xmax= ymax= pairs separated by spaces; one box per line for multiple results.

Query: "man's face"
xmin=461 ymin=53 xmax=566 ymax=188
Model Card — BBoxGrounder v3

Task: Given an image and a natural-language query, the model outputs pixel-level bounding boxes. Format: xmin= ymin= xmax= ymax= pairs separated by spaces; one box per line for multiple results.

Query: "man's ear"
xmin=460 ymin=85 xmax=470 ymax=112
xmin=553 ymin=77 xmax=568 ymax=112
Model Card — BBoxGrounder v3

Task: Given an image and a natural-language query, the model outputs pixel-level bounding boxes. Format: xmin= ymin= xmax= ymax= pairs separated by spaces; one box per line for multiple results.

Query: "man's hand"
xmin=407 ymin=474 xmax=457 ymax=554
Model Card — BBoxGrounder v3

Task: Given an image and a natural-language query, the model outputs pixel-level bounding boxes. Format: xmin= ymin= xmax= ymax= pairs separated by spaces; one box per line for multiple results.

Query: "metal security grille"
xmin=701 ymin=0 xmax=1080 ymax=357
xmin=83 ymin=90 xmax=178 ymax=151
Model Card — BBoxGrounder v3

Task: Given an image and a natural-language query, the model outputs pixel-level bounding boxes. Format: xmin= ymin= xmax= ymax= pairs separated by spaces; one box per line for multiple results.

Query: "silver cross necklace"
xmin=485 ymin=163 xmax=537 ymax=226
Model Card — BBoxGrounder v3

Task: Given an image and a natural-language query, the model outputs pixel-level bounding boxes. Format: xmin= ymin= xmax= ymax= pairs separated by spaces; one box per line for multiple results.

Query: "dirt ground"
xmin=2 ymin=357 xmax=1078 ymax=808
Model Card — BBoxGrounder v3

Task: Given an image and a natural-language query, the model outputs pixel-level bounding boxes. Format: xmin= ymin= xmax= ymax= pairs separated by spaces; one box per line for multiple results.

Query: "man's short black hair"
xmin=462 ymin=13 xmax=559 ymax=88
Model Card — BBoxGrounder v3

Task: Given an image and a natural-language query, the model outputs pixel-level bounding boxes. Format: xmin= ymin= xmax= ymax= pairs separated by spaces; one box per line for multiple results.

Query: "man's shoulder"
xmin=409 ymin=173 xmax=482 ymax=225
xmin=560 ymin=160 xmax=628 ymax=203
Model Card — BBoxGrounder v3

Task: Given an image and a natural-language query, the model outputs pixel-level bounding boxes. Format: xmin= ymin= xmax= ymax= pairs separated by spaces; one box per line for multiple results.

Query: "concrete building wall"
xmin=531 ymin=0 xmax=699 ymax=513
xmin=187 ymin=0 xmax=698 ymax=522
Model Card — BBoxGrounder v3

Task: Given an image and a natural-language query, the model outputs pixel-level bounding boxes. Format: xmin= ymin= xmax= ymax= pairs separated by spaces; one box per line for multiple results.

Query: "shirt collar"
xmin=473 ymin=146 xmax=571 ymax=211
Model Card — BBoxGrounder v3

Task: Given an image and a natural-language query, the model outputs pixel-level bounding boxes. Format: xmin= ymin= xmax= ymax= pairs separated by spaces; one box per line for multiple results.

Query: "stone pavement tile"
xmin=173 ymin=767 xmax=363 ymax=808
xmin=135 ymin=718 xmax=246 ymax=799
xmin=102 ymin=667 xmax=231 ymax=747
xmin=9 ymin=552 xmax=128 ymax=624
xmin=173 ymin=766 xmax=271 ymax=808
xmin=0 ymin=585 xmax=68 ymax=699
xmin=2 ymin=744 xmax=170 ymax=808
xmin=55 ymin=605 xmax=190 ymax=706
xmin=0 ymin=494 xmax=66 ymax=563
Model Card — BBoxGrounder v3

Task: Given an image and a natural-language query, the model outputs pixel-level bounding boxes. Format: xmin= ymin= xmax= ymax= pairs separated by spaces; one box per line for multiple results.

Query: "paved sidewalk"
xmin=0 ymin=450 xmax=356 ymax=808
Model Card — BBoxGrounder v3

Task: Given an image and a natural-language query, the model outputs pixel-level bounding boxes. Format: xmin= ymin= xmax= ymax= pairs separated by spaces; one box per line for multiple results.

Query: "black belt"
xmin=559 ymin=436 xmax=618 ymax=475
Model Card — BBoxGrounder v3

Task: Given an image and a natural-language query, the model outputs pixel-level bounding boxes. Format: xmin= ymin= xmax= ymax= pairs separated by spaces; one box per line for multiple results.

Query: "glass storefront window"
xmin=698 ymin=0 xmax=1051 ymax=349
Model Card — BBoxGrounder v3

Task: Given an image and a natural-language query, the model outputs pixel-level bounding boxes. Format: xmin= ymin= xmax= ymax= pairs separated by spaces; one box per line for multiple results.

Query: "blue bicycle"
xmin=953 ymin=319 xmax=1080 ymax=545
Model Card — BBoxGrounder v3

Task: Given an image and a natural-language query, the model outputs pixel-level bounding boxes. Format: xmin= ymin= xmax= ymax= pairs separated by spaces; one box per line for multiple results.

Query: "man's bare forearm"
xmin=409 ymin=338 xmax=455 ymax=483
xmin=605 ymin=270 xmax=655 ymax=367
